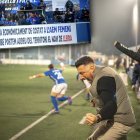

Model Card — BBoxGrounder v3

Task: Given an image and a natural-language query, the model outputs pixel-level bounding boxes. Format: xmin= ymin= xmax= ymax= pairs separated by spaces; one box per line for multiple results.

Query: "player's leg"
xmin=56 ymin=83 xmax=68 ymax=100
xmin=50 ymin=85 xmax=59 ymax=112
xmin=57 ymin=95 xmax=72 ymax=105
xmin=56 ymin=84 xmax=72 ymax=105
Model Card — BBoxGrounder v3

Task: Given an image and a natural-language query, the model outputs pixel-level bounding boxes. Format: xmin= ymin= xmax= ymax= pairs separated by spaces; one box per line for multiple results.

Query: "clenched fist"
xmin=85 ymin=113 xmax=97 ymax=125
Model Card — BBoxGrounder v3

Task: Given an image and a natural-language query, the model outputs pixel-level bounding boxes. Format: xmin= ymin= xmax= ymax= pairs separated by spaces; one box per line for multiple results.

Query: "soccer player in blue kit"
xmin=29 ymin=64 xmax=72 ymax=113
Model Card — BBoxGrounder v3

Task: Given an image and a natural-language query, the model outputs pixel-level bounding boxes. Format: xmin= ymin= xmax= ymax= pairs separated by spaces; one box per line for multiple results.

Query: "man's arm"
xmin=84 ymin=76 xmax=117 ymax=125
xmin=60 ymin=62 xmax=65 ymax=71
xmin=114 ymin=41 xmax=140 ymax=63
xmin=29 ymin=73 xmax=45 ymax=79
xmin=97 ymin=76 xmax=117 ymax=120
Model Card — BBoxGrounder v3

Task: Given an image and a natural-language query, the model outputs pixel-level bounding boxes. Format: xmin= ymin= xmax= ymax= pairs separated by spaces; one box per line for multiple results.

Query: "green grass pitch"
xmin=0 ymin=64 xmax=140 ymax=140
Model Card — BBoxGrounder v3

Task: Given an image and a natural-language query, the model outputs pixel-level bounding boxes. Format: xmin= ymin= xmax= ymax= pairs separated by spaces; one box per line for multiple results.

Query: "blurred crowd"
xmin=112 ymin=51 xmax=140 ymax=102
xmin=0 ymin=0 xmax=90 ymax=26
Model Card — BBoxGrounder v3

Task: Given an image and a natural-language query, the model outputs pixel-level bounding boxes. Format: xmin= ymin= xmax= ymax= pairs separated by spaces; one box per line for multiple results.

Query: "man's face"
xmin=77 ymin=64 xmax=95 ymax=81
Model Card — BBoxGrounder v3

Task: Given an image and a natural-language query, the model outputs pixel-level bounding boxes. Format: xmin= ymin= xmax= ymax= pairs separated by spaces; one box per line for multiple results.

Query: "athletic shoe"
xmin=52 ymin=110 xmax=59 ymax=114
xmin=68 ymin=96 xmax=72 ymax=105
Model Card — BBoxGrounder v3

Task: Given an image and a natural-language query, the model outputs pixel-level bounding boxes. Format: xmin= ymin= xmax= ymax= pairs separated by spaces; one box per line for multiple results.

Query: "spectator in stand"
xmin=53 ymin=8 xmax=63 ymax=23
xmin=81 ymin=7 xmax=90 ymax=22
xmin=26 ymin=12 xmax=41 ymax=25
xmin=19 ymin=1 xmax=25 ymax=10
xmin=37 ymin=0 xmax=46 ymax=10
xmin=0 ymin=11 xmax=6 ymax=21
xmin=65 ymin=0 xmax=74 ymax=12
xmin=20 ymin=5 xmax=25 ymax=10
xmin=38 ymin=13 xmax=47 ymax=24
xmin=37 ymin=0 xmax=46 ymax=16
xmin=0 ymin=3 xmax=5 ymax=13
xmin=24 ymin=0 xmax=33 ymax=10
xmin=64 ymin=9 xmax=74 ymax=23
xmin=74 ymin=9 xmax=81 ymax=22
xmin=18 ymin=14 xmax=29 ymax=25
xmin=13 ymin=13 xmax=19 ymax=22
xmin=0 ymin=4 xmax=3 ymax=12
xmin=24 ymin=0 xmax=33 ymax=18
xmin=114 ymin=41 xmax=140 ymax=63
xmin=19 ymin=2 xmax=27 ymax=17
xmin=5 ymin=13 xmax=10 ymax=22
xmin=0 ymin=5 xmax=5 ymax=21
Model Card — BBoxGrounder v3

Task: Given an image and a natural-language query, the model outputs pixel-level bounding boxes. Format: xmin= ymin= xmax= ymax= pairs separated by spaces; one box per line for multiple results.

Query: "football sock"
xmin=51 ymin=96 xmax=59 ymax=111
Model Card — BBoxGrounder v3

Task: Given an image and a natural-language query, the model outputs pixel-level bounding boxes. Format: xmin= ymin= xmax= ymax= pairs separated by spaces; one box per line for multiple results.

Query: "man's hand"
xmin=114 ymin=41 xmax=120 ymax=47
xmin=85 ymin=113 xmax=97 ymax=125
xmin=29 ymin=73 xmax=44 ymax=80
xmin=29 ymin=75 xmax=36 ymax=80
xmin=60 ymin=62 xmax=65 ymax=71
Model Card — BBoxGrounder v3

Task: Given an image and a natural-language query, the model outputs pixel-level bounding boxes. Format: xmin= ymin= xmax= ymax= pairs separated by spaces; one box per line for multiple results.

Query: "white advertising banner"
xmin=0 ymin=23 xmax=77 ymax=48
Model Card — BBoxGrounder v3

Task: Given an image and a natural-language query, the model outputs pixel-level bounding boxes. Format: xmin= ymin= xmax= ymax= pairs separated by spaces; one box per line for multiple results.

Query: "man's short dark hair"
xmin=48 ymin=64 xmax=54 ymax=69
xmin=75 ymin=56 xmax=94 ymax=68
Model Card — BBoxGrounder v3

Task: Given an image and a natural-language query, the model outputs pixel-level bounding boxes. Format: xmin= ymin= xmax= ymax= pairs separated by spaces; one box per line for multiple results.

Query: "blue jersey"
xmin=44 ymin=69 xmax=66 ymax=84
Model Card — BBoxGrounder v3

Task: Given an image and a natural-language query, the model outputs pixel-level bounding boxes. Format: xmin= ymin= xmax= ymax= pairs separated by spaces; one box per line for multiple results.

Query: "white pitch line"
xmin=9 ymin=89 xmax=85 ymax=140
